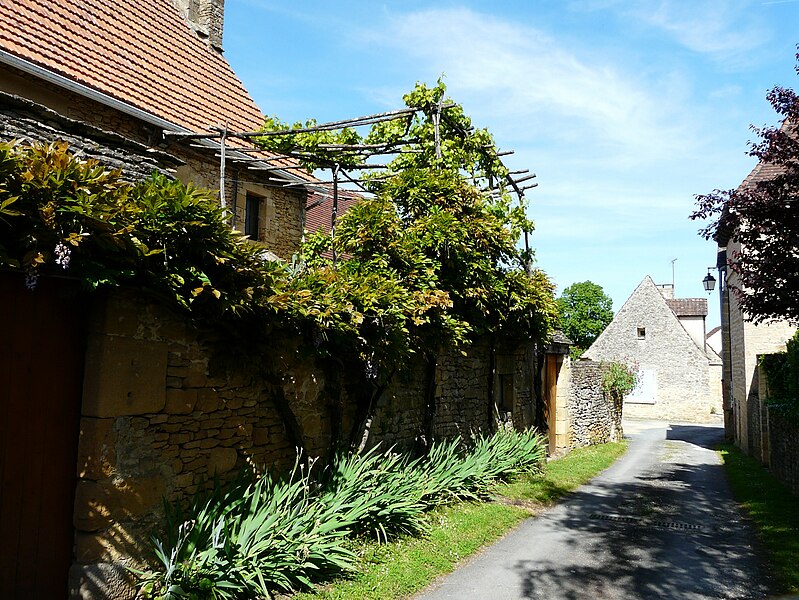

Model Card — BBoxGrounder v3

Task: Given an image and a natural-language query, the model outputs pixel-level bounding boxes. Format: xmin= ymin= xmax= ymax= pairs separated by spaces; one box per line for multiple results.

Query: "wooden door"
xmin=0 ymin=272 xmax=87 ymax=599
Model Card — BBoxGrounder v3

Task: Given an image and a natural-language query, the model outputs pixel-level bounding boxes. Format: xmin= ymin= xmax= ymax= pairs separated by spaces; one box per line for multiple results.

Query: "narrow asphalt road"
xmin=414 ymin=421 xmax=775 ymax=600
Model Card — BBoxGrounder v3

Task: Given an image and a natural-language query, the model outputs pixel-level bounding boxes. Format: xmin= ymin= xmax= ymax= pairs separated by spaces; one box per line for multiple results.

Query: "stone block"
xmin=82 ymin=334 xmax=167 ymax=417
xmin=74 ymin=480 xmax=113 ymax=531
xmin=208 ymin=447 xmax=238 ymax=474
xmin=87 ymin=292 xmax=142 ymax=338
xmin=74 ymin=476 xmax=166 ymax=533
xmin=165 ymin=389 xmax=198 ymax=414
xmin=184 ymin=370 xmax=208 ymax=388
xmin=196 ymin=389 xmax=220 ymax=412
xmin=77 ymin=418 xmax=116 ymax=480
xmin=68 ymin=561 xmax=137 ymax=600
xmin=175 ymin=472 xmax=194 ymax=488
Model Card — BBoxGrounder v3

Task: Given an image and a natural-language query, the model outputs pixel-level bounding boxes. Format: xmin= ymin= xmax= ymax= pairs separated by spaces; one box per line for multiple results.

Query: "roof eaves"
xmin=1 ymin=49 xmax=308 ymax=183
xmin=0 ymin=47 xmax=190 ymax=134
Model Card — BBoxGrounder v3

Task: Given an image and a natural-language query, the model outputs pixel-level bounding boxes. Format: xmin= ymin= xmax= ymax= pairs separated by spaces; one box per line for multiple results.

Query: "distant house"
xmin=706 ymin=325 xmax=722 ymax=356
xmin=0 ymin=0 xmax=313 ymax=259
xmin=582 ymin=276 xmax=722 ymax=422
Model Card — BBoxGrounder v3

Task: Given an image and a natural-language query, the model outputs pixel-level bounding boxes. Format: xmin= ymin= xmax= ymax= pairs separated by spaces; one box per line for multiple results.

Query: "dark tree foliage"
xmin=691 ymin=50 xmax=799 ymax=324
xmin=556 ymin=280 xmax=613 ymax=358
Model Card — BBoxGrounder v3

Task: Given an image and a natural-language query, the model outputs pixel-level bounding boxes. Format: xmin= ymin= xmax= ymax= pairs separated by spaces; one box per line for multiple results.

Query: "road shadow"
xmin=511 ymin=436 xmax=776 ymax=600
xmin=666 ymin=423 xmax=725 ymax=450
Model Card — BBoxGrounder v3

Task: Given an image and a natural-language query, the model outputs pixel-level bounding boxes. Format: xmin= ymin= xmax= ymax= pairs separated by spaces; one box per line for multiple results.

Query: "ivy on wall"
xmin=0 ymin=83 xmax=559 ymax=448
xmin=760 ymin=331 xmax=799 ymax=419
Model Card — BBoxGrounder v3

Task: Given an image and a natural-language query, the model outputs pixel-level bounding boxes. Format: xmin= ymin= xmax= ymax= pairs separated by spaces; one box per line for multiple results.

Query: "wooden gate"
xmin=0 ymin=272 xmax=87 ymax=599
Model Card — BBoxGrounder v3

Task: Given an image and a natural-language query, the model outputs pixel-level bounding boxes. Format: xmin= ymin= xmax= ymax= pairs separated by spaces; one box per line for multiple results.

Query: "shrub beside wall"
xmin=69 ymin=288 xmax=542 ymax=598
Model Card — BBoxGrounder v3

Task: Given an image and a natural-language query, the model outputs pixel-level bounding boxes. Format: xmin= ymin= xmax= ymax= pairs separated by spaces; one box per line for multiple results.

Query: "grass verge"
xmin=718 ymin=443 xmax=799 ymax=593
xmin=290 ymin=440 xmax=628 ymax=600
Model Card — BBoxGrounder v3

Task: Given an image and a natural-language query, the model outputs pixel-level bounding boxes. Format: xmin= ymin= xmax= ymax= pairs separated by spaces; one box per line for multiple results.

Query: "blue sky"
xmin=223 ymin=0 xmax=799 ymax=327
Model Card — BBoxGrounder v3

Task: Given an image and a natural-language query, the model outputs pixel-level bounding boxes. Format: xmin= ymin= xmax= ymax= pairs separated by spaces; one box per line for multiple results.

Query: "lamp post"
xmin=702 ymin=268 xmax=716 ymax=293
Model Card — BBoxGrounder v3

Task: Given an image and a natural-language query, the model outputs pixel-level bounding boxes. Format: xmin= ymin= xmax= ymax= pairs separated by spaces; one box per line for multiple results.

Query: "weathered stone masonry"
xmin=69 ymin=289 xmax=547 ymax=598
xmin=568 ymin=361 xmax=623 ymax=447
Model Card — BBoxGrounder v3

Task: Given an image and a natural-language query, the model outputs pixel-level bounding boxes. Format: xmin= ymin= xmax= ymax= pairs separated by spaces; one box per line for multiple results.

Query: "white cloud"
xmin=361 ymin=8 xmax=692 ymax=167
xmin=631 ymin=1 xmax=768 ymax=56
xmin=571 ymin=0 xmax=771 ymax=62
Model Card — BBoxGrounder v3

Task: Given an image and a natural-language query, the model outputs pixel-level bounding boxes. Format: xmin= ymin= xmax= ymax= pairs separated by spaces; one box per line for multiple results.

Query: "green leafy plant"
xmin=760 ymin=330 xmax=799 ymax=419
xmin=261 ymin=82 xmax=558 ymax=446
xmin=601 ymin=361 xmax=639 ymax=398
xmin=137 ymin=428 xmax=546 ymax=598
xmin=556 ymin=281 xmax=614 ymax=359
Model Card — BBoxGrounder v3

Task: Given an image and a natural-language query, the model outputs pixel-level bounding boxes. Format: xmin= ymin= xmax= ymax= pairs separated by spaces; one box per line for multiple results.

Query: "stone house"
xmin=712 ymin=159 xmax=796 ymax=450
xmin=0 ymin=0 xmax=312 ymax=259
xmin=582 ymin=276 xmax=723 ymax=422
xmin=0 ymin=1 xmax=318 ymax=598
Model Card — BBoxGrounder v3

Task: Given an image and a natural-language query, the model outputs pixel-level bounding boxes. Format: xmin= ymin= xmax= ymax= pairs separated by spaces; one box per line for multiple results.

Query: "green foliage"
xmin=0 ymin=81 xmax=558 ymax=400
xmin=0 ymin=141 xmax=285 ymax=325
xmin=760 ymin=330 xmax=799 ymax=419
xmin=601 ymin=361 xmax=639 ymax=398
xmin=719 ymin=443 xmax=799 ymax=593
xmin=136 ymin=459 xmax=359 ymax=599
xmin=271 ymin=81 xmax=558 ymax=380
xmin=137 ymin=428 xmax=546 ymax=598
xmin=258 ymin=116 xmax=363 ymax=170
xmin=292 ymin=440 xmax=628 ymax=600
xmin=556 ymin=281 xmax=614 ymax=358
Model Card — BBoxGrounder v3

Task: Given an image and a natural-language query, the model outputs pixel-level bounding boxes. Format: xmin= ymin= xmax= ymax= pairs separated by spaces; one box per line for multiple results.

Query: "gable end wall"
xmin=583 ymin=277 xmax=721 ymax=422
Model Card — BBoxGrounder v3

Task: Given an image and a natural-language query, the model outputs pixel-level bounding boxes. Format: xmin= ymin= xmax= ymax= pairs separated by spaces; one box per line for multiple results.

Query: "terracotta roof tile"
xmin=0 ymin=0 xmax=318 ymax=180
xmin=306 ymin=188 xmax=362 ymax=235
xmin=0 ymin=0 xmax=264 ymax=135
xmin=666 ymin=298 xmax=708 ymax=317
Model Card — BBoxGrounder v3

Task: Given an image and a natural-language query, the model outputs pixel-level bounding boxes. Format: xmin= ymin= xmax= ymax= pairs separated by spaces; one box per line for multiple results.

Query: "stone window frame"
xmin=244 ymin=192 xmax=262 ymax=241
xmin=637 ymin=327 xmax=646 ymax=340
xmin=240 ymin=183 xmax=276 ymax=243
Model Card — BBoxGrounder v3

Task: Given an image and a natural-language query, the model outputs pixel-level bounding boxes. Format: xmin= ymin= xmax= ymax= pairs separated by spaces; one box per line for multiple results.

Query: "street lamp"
xmin=702 ymin=268 xmax=716 ymax=293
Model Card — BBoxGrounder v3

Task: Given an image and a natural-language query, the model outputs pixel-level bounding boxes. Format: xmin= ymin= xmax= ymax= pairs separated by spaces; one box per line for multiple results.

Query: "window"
xmin=637 ymin=327 xmax=646 ymax=340
xmin=245 ymin=193 xmax=262 ymax=240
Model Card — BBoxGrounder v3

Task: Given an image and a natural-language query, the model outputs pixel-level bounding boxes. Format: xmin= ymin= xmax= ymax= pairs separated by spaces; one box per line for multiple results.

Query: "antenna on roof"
xmin=671 ymin=258 xmax=677 ymax=291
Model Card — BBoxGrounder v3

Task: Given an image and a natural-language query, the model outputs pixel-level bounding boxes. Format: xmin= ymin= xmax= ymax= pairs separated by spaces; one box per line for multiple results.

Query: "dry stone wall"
xmin=768 ymin=410 xmax=799 ymax=496
xmin=71 ymin=291 xmax=301 ymax=598
xmin=567 ymin=361 xmax=622 ymax=446
xmin=71 ymin=290 xmax=541 ymax=598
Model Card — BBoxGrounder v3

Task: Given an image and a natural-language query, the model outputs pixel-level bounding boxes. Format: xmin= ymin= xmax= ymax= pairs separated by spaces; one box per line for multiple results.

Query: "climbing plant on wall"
xmin=258 ymin=81 xmax=558 ymax=446
xmin=0 ymin=82 xmax=558 ymax=450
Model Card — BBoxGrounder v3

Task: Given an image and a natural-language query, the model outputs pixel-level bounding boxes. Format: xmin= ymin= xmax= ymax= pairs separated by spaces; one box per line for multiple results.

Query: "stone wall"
xmin=69 ymin=290 xmax=542 ymax=598
xmin=724 ymin=246 xmax=796 ymax=448
xmin=567 ymin=361 xmax=622 ymax=447
xmin=367 ymin=340 xmax=538 ymax=450
xmin=743 ymin=360 xmax=799 ymax=497
xmin=70 ymin=291 xmax=302 ymax=598
xmin=768 ymin=409 xmax=799 ymax=496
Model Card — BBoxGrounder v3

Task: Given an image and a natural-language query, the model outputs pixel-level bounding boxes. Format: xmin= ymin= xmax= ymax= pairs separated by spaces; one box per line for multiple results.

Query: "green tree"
xmin=557 ymin=281 xmax=613 ymax=358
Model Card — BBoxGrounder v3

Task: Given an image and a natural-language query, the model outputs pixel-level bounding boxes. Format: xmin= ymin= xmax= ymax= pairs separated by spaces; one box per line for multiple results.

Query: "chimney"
xmin=171 ymin=0 xmax=225 ymax=51
xmin=656 ymin=283 xmax=675 ymax=299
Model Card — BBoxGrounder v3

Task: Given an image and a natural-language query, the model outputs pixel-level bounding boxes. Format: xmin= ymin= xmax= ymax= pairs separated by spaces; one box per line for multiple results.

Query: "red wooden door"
xmin=0 ymin=272 xmax=87 ymax=599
